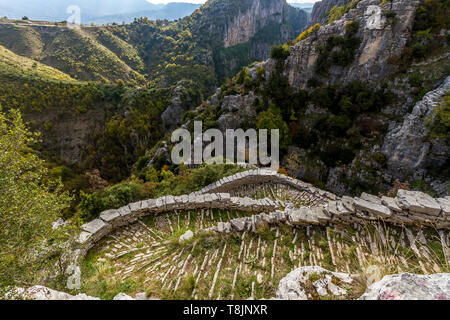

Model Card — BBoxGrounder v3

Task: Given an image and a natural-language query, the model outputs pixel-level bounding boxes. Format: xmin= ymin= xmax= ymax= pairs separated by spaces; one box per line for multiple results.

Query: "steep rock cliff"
xmin=268 ymin=0 xmax=420 ymax=90
xmin=382 ymin=76 xmax=450 ymax=194
xmin=190 ymin=0 xmax=308 ymax=81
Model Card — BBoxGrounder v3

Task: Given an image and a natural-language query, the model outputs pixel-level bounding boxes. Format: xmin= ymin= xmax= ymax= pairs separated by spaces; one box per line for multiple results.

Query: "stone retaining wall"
xmin=207 ymin=190 xmax=450 ymax=235
xmin=191 ymin=169 xmax=338 ymax=201
xmin=77 ymin=171 xmax=450 ymax=254
xmin=77 ymin=193 xmax=282 ymax=253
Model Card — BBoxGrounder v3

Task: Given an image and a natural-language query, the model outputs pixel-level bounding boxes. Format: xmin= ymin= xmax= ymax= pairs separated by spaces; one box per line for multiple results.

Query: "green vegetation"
xmin=393 ymin=0 xmax=450 ymax=71
xmin=79 ymin=163 xmax=247 ymax=221
xmin=328 ymin=0 xmax=360 ymax=24
xmin=0 ymin=25 xmax=43 ymax=58
xmin=0 ymin=108 xmax=71 ymax=289
xmin=38 ymin=28 xmax=145 ymax=84
xmin=315 ymin=21 xmax=361 ymax=76
xmin=427 ymin=91 xmax=450 ymax=140
xmin=86 ymin=28 xmax=145 ymax=73
xmin=0 ymin=45 xmax=74 ymax=82
xmin=270 ymin=44 xmax=290 ymax=60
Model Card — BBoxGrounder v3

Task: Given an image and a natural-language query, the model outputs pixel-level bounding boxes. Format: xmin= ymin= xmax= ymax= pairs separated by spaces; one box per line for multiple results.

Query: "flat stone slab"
xmin=396 ymin=190 xmax=442 ymax=216
xmin=354 ymin=198 xmax=392 ymax=218
xmin=230 ymin=218 xmax=246 ymax=231
xmin=311 ymin=207 xmax=331 ymax=223
xmin=81 ymin=219 xmax=109 ymax=234
xmin=129 ymin=201 xmax=142 ymax=212
xmin=99 ymin=209 xmax=120 ymax=224
xmin=381 ymin=196 xmax=402 ymax=212
xmin=436 ymin=198 xmax=450 ymax=217
xmin=77 ymin=231 xmax=92 ymax=246
xmin=361 ymin=192 xmax=382 ymax=205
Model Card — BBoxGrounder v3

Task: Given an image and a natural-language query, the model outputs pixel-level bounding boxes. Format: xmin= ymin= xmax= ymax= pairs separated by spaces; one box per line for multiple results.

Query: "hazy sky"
xmin=145 ymin=0 xmax=319 ymax=4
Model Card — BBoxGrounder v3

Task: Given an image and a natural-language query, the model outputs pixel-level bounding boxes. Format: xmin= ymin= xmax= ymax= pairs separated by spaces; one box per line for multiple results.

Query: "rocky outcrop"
xmin=161 ymin=81 xmax=203 ymax=130
xmin=199 ymin=0 xmax=308 ymax=81
xmin=382 ymin=76 xmax=450 ymax=192
xmin=179 ymin=230 xmax=194 ymax=243
xmin=275 ymin=0 xmax=421 ymax=90
xmin=359 ymin=273 xmax=450 ymax=300
xmin=216 ymin=92 xmax=257 ymax=131
xmin=307 ymin=0 xmax=353 ymax=27
xmin=276 ymin=268 xmax=450 ymax=300
xmin=25 ymin=104 xmax=106 ymax=165
xmin=193 ymin=0 xmax=307 ymax=48
xmin=276 ymin=266 xmax=354 ymax=300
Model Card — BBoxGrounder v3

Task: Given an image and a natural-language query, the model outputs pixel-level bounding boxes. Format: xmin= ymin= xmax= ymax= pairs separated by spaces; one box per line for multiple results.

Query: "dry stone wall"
xmin=191 ymin=169 xmax=337 ymax=201
xmin=77 ymin=169 xmax=450 ymax=255
xmin=208 ymin=190 xmax=450 ymax=235
xmin=77 ymin=191 xmax=281 ymax=253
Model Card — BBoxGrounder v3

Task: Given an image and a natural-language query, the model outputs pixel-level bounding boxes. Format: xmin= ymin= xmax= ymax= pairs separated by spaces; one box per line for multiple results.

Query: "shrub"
xmin=0 ymin=108 xmax=71 ymax=288
xmin=270 ymin=44 xmax=290 ymax=60
xmin=315 ymin=21 xmax=360 ymax=76
xmin=79 ymin=182 xmax=144 ymax=221
xmin=294 ymin=24 xmax=320 ymax=44
xmin=256 ymin=108 xmax=291 ymax=150
xmin=256 ymin=65 xmax=265 ymax=83
xmin=427 ymin=91 xmax=450 ymax=140
xmin=328 ymin=0 xmax=360 ymax=24
xmin=408 ymin=72 xmax=424 ymax=88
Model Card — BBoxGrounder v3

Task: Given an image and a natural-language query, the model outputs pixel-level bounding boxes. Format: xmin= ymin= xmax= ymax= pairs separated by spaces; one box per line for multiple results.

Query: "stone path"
xmin=82 ymin=209 xmax=449 ymax=299
xmin=78 ymin=170 xmax=449 ymax=299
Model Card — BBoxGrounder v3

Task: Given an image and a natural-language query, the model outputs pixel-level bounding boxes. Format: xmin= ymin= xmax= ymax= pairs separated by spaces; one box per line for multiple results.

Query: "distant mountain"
xmin=289 ymin=2 xmax=315 ymax=13
xmin=86 ymin=3 xmax=202 ymax=25
xmin=0 ymin=0 xmax=200 ymax=24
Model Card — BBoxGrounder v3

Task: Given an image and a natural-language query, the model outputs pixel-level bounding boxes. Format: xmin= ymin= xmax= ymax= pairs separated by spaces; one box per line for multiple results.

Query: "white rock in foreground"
xmin=276 ymin=266 xmax=354 ymax=300
xmin=179 ymin=230 xmax=194 ymax=243
xmin=359 ymin=273 xmax=450 ymax=300
xmin=9 ymin=286 xmax=99 ymax=300
xmin=113 ymin=293 xmax=135 ymax=300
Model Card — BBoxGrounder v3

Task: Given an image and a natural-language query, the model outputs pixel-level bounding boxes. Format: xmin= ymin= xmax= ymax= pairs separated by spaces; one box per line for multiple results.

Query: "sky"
xmin=145 ymin=0 xmax=319 ymax=4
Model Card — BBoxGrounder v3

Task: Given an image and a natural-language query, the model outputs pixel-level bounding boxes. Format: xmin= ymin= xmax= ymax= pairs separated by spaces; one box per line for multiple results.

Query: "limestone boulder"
xmin=396 ymin=190 xmax=442 ymax=216
xmin=276 ymin=266 xmax=354 ymax=300
xmin=359 ymin=273 xmax=450 ymax=300
xmin=179 ymin=230 xmax=194 ymax=243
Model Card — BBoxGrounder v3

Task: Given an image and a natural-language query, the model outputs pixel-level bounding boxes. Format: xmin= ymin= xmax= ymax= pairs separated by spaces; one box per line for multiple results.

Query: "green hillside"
xmin=0 ymin=44 xmax=74 ymax=82
xmin=85 ymin=28 xmax=145 ymax=73
xmin=0 ymin=24 xmax=44 ymax=58
xmin=38 ymin=28 xmax=146 ymax=84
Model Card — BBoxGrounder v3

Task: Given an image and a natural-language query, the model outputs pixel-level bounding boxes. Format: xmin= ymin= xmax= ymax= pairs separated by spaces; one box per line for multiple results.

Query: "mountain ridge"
xmin=0 ymin=0 xmax=201 ymax=24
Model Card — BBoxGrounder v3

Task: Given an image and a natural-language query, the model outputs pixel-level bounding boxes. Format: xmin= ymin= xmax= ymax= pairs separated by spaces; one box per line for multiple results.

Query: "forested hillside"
xmin=0 ymin=0 xmax=308 ymax=220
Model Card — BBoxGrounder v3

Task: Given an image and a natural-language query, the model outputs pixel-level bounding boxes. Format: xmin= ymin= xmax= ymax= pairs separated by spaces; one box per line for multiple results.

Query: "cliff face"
xmin=270 ymin=0 xmax=420 ymax=90
xmin=223 ymin=0 xmax=286 ymax=47
xmin=307 ymin=0 xmax=353 ymax=27
xmin=193 ymin=0 xmax=308 ymax=81
xmin=382 ymin=76 xmax=450 ymax=195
